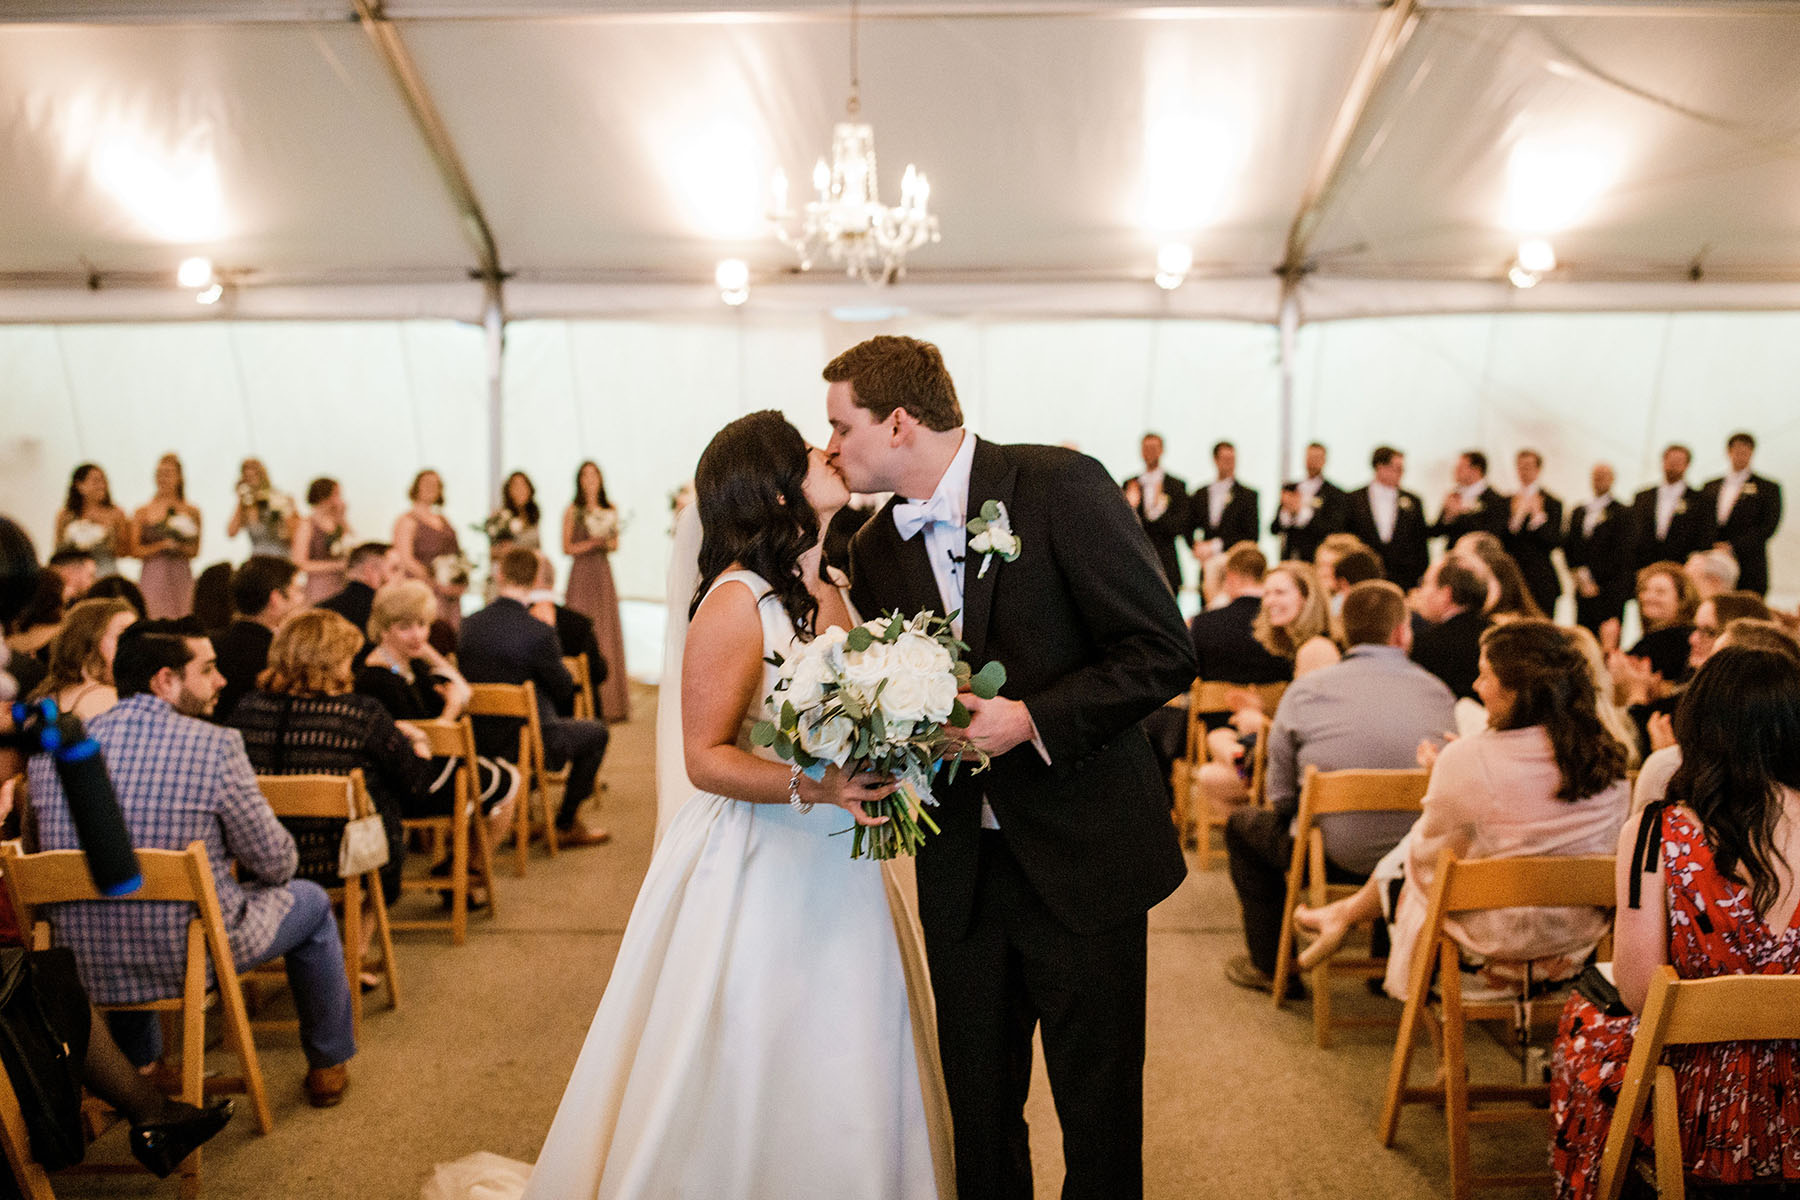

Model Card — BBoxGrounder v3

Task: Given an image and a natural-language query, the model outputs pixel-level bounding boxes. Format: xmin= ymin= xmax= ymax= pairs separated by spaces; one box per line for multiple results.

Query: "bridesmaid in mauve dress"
xmin=54 ymin=463 xmax=130 ymax=580
xmin=562 ymin=460 xmax=629 ymax=722
xmin=133 ymin=453 xmax=202 ymax=620
xmin=395 ymin=469 xmax=468 ymax=638
xmin=293 ymin=477 xmax=351 ymax=603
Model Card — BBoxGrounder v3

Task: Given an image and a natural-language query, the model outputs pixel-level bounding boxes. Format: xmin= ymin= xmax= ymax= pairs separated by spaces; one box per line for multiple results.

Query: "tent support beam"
xmin=1280 ymin=0 xmax=1421 ymax=285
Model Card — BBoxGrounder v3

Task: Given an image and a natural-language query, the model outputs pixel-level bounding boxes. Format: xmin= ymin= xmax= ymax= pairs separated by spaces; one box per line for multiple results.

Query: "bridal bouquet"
xmin=751 ymin=611 xmax=1006 ymax=860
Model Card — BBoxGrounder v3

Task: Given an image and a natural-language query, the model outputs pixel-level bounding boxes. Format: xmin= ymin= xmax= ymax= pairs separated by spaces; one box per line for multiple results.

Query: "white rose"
xmin=892 ymin=632 xmax=945 ymax=676
xmin=784 ymin=652 xmax=832 ymax=711
xmin=798 ymin=713 xmax=855 ymax=764
xmin=921 ymin=672 xmax=958 ymax=723
xmin=878 ymin=671 xmax=931 ymax=726
xmin=991 ymin=529 xmax=1020 ymax=557
xmin=841 ymin=641 xmax=894 ymax=696
xmin=969 ymin=530 xmax=994 ymax=554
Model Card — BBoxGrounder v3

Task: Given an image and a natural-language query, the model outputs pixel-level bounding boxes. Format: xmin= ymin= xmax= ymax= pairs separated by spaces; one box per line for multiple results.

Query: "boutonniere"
xmin=1398 ymin=495 xmax=1415 ymax=510
xmin=1308 ymin=496 xmax=1322 ymax=509
xmin=1743 ymin=483 xmax=1758 ymax=496
xmin=966 ymin=501 xmax=1021 ymax=579
xmin=1675 ymin=501 xmax=1687 ymax=515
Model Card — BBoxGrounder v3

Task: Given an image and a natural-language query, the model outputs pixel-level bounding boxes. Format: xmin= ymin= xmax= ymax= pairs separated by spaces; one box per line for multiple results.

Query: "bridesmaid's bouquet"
xmin=751 ymin=611 xmax=1006 ymax=860
xmin=582 ymin=508 xmax=620 ymax=542
xmin=433 ymin=552 xmax=476 ymax=588
xmin=164 ymin=511 xmax=200 ymax=543
xmin=60 ymin=518 xmax=109 ymax=551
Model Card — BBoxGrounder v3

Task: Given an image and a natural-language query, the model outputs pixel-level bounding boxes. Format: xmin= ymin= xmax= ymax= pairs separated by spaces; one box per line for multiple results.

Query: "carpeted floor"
xmin=47 ymin=683 xmax=1557 ymax=1198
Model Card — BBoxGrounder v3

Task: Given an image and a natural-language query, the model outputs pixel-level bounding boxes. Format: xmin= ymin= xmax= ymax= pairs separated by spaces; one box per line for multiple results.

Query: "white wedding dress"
xmin=428 ymin=570 xmax=954 ymax=1200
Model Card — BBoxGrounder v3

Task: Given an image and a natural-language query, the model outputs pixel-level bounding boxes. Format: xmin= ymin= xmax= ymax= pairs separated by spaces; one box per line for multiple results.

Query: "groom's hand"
xmin=957 ymin=693 xmax=1037 ymax=758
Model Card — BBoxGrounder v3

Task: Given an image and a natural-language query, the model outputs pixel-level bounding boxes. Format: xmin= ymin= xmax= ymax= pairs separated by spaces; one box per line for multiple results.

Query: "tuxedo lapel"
xmin=866 ymin=496 xmax=945 ymax=622
xmin=960 ymin=439 xmax=1017 ymax=664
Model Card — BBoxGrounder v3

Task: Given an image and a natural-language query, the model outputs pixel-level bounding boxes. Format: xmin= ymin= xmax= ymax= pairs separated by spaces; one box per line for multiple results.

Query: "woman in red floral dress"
xmin=1551 ymin=642 xmax=1800 ymax=1199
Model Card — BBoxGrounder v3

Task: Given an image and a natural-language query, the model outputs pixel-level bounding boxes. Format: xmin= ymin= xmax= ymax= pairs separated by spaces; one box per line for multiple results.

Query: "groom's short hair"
xmin=823 ymin=336 xmax=963 ymax=432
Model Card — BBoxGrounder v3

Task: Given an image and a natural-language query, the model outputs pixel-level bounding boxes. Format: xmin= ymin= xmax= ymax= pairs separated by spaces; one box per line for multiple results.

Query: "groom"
xmin=827 ymin=337 xmax=1196 ymax=1200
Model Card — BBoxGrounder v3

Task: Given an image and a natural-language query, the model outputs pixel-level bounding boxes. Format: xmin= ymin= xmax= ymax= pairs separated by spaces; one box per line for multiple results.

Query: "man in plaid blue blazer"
xmin=28 ymin=621 xmax=358 ymax=1106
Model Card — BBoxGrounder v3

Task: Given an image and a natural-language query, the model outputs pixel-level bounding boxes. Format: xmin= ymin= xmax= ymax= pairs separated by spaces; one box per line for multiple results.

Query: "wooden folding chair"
xmin=254 ymin=772 xmax=399 ymax=1034
xmin=1271 ymin=766 xmax=1428 ymax=1046
xmin=1378 ymin=849 xmax=1617 ymax=1200
xmin=1172 ymin=679 xmax=1286 ymax=869
xmin=562 ymin=654 xmax=596 ymax=722
xmin=392 ymin=718 xmax=498 ymax=944
xmin=1595 ymin=966 xmax=1800 ymax=1200
xmin=465 ymin=683 xmax=557 ymax=876
xmin=0 ymin=1052 xmax=56 ymax=1199
xmin=1 ymin=841 xmax=275 ymax=1198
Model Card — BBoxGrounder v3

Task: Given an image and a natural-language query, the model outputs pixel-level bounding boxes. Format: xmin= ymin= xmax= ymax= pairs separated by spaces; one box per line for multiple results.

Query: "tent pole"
xmin=484 ymin=282 xmax=505 ymax=507
xmin=1277 ymin=282 xmax=1300 ymax=489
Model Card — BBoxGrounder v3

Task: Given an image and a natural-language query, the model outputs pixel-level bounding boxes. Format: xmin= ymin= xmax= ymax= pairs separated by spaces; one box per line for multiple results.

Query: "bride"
xmin=433 ymin=411 xmax=954 ymax=1200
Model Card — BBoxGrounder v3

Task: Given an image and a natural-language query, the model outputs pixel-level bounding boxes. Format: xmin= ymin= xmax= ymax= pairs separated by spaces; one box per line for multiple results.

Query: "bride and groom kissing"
xmin=476 ymin=336 xmax=1198 ymax=1200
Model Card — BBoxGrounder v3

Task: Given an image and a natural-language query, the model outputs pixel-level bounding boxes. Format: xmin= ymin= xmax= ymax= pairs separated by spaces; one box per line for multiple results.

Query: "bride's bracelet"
xmin=787 ymin=765 xmax=813 ymax=814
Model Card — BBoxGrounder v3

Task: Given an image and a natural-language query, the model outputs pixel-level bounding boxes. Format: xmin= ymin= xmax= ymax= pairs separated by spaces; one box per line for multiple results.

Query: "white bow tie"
xmin=893 ymin=492 xmax=962 ymax=541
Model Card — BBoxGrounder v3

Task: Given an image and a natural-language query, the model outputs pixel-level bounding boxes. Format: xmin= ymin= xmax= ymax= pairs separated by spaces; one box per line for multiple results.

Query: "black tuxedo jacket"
xmin=552 ymin=604 xmax=608 ymax=686
xmin=1563 ymin=499 xmax=1635 ymax=626
xmin=456 ymin=597 xmax=578 ymax=758
xmin=317 ymin=579 xmax=376 ymax=637
xmin=1188 ymin=595 xmax=1291 ymax=686
xmin=211 ymin=619 xmax=273 ymax=724
xmin=1700 ymin=474 xmax=1783 ymax=595
xmin=1431 ymin=485 xmax=1511 ymax=544
xmin=1192 ymin=480 xmax=1260 ymax=549
xmin=1271 ymin=480 xmax=1349 ymax=564
xmin=1411 ymin=609 xmax=1489 ymax=702
xmin=1346 ymin=486 xmax=1430 ymax=590
xmin=1631 ymin=485 xmax=1715 ymax=570
xmin=850 ymin=440 xmax=1194 ymax=940
xmin=1501 ymin=490 xmax=1565 ymax=616
xmin=1121 ymin=472 xmax=1190 ymax=593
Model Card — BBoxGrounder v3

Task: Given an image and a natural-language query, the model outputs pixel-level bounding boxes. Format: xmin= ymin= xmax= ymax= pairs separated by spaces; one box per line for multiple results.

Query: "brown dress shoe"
xmin=304 ymin=1064 xmax=349 ymax=1108
xmin=555 ymin=823 xmax=612 ymax=847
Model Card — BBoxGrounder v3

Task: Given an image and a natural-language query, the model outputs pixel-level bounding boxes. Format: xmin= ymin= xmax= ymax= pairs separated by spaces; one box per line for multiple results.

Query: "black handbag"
xmin=0 ymin=947 xmax=87 ymax=1171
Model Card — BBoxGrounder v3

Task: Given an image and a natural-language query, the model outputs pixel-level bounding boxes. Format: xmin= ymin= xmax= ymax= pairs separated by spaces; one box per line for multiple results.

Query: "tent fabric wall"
xmin=5 ymin=311 xmax=1795 ymax=683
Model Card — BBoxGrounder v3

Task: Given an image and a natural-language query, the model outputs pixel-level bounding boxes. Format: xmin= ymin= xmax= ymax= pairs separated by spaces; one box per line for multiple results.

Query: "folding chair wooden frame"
xmin=562 ymin=654 xmax=596 ymax=722
xmin=393 ymin=717 xmax=498 ymax=944
xmin=465 ymin=683 xmax=557 ymax=877
xmin=1595 ymin=965 xmax=1800 ymax=1200
xmin=1 ymin=841 xmax=275 ymax=1199
xmin=1171 ymin=679 xmax=1286 ymax=870
xmin=1271 ymin=766 xmax=1428 ymax=1046
xmin=0 ymin=1055 xmax=56 ymax=1199
xmin=1378 ymin=849 xmax=1617 ymax=1200
xmin=253 ymin=771 xmax=399 ymax=1035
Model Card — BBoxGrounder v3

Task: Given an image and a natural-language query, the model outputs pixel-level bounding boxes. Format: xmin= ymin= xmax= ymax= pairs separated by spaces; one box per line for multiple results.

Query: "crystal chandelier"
xmin=768 ymin=0 xmax=939 ymax=286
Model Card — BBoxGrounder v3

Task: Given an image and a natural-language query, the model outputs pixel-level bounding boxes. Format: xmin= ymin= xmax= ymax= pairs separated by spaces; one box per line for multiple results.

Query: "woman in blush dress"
xmin=482 ymin=472 xmax=540 ymax=602
xmin=293 ymin=477 xmax=351 ymax=604
xmin=132 ymin=453 xmax=202 ymax=619
xmin=54 ymin=463 xmax=130 ymax=580
xmin=394 ymin=469 xmax=468 ymax=641
xmin=226 ymin=458 xmax=296 ymax=559
xmin=563 ymin=460 xmax=629 ymax=722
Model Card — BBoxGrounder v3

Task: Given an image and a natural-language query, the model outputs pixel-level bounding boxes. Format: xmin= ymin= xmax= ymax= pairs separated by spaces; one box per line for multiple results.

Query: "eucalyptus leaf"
xmin=749 ymin=721 xmax=777 ymax=747
xmin=969 ymin=660 xmax=1008 ymax=700
xmin=846 ymin=627 xmax=874 ymax=652
xmin=981 ymin=499 xmax=1001 ymax=521
xmin=949 ymin=698 xmax=972 ymax=727
xmin=773 ymin=731 xmax=794 ymax=758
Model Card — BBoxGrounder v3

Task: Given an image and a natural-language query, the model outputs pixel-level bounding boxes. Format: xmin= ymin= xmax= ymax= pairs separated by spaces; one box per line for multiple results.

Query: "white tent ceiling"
xmin=5 ymin=0 xmax=1800 ymax=324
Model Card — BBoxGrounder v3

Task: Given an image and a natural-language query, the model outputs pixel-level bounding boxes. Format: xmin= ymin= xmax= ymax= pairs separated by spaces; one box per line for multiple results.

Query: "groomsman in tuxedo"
xmin=1272 ymin=441 xmax=1348 ymax=563
xmin=1191 ymin=441 xmax=1260 ymax=561
xmin=1502 ymin=449 xmax=1565 ymax=618
xmin=1701 ymin=432 xmax=1783 ymax=596
xmin=1121 ymin=432 xmax=1190 ymax=594
xmin=830 ymin=336 xmax=1194 ymax=1200
xmin=1631 ymin=444 xmax=1716 ymax=569
xmin=1564 ymin=462 xmax=1635 ymax=636
xmin=1431 ymin=450 xmax=1510 ymax=544
xmin=1347 ymin=446 xmax=1431 ymax=590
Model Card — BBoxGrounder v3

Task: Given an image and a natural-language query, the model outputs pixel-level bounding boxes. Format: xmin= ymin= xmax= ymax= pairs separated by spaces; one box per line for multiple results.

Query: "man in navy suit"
xmin=458 ymin=547 xmax=610 ymax=845
xmin=1700 ymin=432 xmax=1783 ymax=596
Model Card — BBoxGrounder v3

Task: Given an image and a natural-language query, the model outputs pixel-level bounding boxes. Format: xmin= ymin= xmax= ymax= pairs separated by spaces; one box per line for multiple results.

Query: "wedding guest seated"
xmin=1193 ymin=561 xmax=1339 ymax=817
xmin=1631 ymin=614 xmax=1795 ymax=813
xmin=1188 ymin=543 xmax=1289 ymax=686
xmin=1409 ymin=557 xmax=1491 ymax=700
xmin=1221 ymin=581 xmax=1456 ymax=994
xmin=1682 ymin=547 xmax=1738 ymax=601
xmin=1312 ymin=532 xmax=1372 ymax=596
xmin=1623 ymin=561 xmax=1699 ymax=689
xmin=211 ymin=556 xmax=303 ymax=723
xmin=1453 ymin=531 xmax=1546 ymax=622
xmin=46 ymin=548 xmax=97 ymax=604
xmin=191 ymin=561 xmax=235 ymax=636
xmin=1613 ymin=588 xmax=1766 ymax=763
xmin=81 ymin=574 xmax=146 ymax=619
xmin=25 ymin=620 xmax=357 ymax=1106
xmin=25 ymin=596 xmax=136 ymax=722
xmin=1296 ymin=620 xmax=1630 ymax=1000
xmin=229 ymin=610 xmax=433 ymax=977
xmin=356 ymin=579 xmax=521 ymax=847
xmin=5 ymin=569 xmax=63 ymax=662
xmin=458 ymin=548 xmax=611 ymax=846
xmin=527 ymin=552 xmax=610 ymax=691
xmin=316 ymin=541 xmax=398 ymax=642
xmin=1550 ymin=645 xmax=1800 ymax=1200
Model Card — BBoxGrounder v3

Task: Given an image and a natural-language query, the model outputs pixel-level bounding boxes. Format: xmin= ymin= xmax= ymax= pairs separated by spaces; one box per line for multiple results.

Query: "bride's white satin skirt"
xmin=428 ymin=790 xmax=955 ymax=1200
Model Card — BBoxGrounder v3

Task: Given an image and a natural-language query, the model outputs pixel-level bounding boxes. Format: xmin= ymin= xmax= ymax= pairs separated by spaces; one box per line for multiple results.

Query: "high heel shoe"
xmin=129 ymin=1097 xmax=235 ymax=1178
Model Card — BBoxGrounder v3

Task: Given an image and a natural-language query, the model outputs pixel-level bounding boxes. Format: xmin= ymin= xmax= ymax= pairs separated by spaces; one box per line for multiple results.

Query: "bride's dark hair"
xmin=689 ymin=411 xmax=820 ymax=638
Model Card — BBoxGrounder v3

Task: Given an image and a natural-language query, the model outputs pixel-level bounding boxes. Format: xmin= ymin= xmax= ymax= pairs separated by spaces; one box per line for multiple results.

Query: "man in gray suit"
xmin=1222 ymin=580 xmax=1457 ymax=994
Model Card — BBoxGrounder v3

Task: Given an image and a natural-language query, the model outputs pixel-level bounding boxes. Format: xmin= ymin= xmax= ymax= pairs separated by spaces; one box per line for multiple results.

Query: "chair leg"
xmin=342 ymin=877 xmax=363 ymax=1037
xmin=1653 ymin=1065 xmax=1685 ymax=1200
xmin=450 ymin=798 xmax=469 ymax=947
xmin=1379 ymin=971 xmax=1427 ymax=1146
xmin=513 ymin=765 xmax=531 ymax=878
xmin=178 ymin=924 xmax=206 ymax=1199
xmin=0 ymin=1065 xmax=56 ymax=1200
xmin=368 ymin=875 xmax=400 ymax=1013
xmin=1439 ymin=944 xmax=1471 ymax=1200
xmin=471 ymin=804 xmax=498 ymax=919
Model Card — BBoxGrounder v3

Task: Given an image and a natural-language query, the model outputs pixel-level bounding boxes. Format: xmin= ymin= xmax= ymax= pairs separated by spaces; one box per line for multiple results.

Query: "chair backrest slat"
xmin=465 ymin=683 xmax=533 ymax=720
xmin=1 ymin=845 xmax=204 ymax=906
xmin=1659 ymin=971 xmax=1800 ymax=1045
xmin=1300 ymin=767 xmax=1429 ymax=819
xmin=1441 ymin=853 xmax=1616 ymax=912
xmin=256 ymin=771 xmax=366 ymax=820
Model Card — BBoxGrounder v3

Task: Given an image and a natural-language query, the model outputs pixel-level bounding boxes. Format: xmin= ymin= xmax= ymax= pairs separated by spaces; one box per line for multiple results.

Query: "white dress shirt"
xmin=1279 ymin=475 xmax=1323 ymax=530
xmin=1581 ymin=493 xmax=1613 ymax=539
xmin=1207 ymin=478 xmax=1234 ymax=529
xmin=1368 ymin=481 xmax=1400 ymax=543
xmin=1135 ymin=467 xmax=1169 ymax=522
xmin=1716 ymin=467 xmax=1752 ymax=525
xmin=1509 ymin=482 xmax=1546 ymax=533
xmin=1655 ymin=480 xmax=1687 ymax=540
